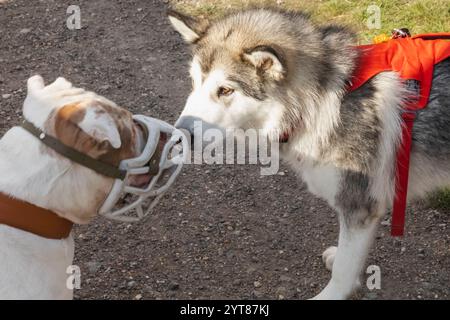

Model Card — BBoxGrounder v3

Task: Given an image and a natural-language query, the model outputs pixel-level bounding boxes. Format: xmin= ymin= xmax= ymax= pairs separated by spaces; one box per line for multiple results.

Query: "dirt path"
xmin=0 ymin=0 xmax=448 ymax=300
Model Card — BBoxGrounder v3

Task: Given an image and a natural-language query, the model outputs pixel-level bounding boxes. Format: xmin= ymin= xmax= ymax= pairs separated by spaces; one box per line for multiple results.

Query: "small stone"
xmin=279 ymin=275 xmax=293 ymax=283
xmin=2 ymin=94 xmax=11 ymax=99
xmin=144 ymin=285 xmax=155 ymax=293
xmin=246 ymin=266 xmax=256 ymax=274
xmin=127 ymin=281 xmax=136 ymax=288
xmin=277 ymin=285 xmax=294 ymax=299
xmin=135 ymin=294 xmax=142 ymax=300
xmin=226 ymin=251 xmax=235 ymax=259
xmin=169 ymin=282 xmax=180 ymax=291
xmin=252 ymin=290 xmax=263 ymax=298
xmin=253 ymin=281 xmax=262 ymax=288
xmin=20 ymin=28 xmax=31 ymax=34
xmin=86 ymin=261 xmax=101 ymax=273
xmin=232 ymin=279 xmax=242 ymax=286
xmin=365 ymin=292 xmax=378 ymax=300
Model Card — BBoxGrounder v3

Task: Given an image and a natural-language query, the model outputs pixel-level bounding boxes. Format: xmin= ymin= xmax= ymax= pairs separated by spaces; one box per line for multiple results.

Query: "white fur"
xmin=0 ymin=76 xmax=124 ymax=299
xmin=177 ymin=66 xmax=286 ymax=137
xmin=282 ymin=74 xmax=402 ymax=300
xmin=312 ymin=216 xmax=377 ymax=300
xmin=322 ymin=246 xmax=337 ymax=272
xmin=369 ymin=73 xmax=404 ymax=206
xmin=0 ymin=225 xmax=74 ymax=299
xmin=176 ymin=63 xmax=407 ymax=300
xmin=284 ymin=155 xmax=340 ymax=208
xmin=168 ymin=16 xmax=200 ymax=43
xmin=78 ymin=107 xmax=122 ymax=149
xmin=171 ymin=9 xmax=450 ymax=300
xmin=281 ymin=89 xmax=342 ymax=161
xmin=190 ymin=58 xmax=203 ymax=90
xmin=244 ymin=50 xmax=284 ymax=80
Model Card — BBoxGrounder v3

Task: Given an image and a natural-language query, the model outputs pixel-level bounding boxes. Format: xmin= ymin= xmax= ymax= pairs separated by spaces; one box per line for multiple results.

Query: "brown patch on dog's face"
xmin=47 ymin=100 xmax=139 ymax=166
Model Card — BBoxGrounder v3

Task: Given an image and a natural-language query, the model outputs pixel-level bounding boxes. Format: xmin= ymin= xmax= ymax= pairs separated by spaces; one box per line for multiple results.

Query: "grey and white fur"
xmin=168 ymin=7 xmax=450 ymax=299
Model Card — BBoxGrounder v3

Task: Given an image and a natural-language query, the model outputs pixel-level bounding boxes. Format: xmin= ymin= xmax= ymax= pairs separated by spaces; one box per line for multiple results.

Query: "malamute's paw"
xmin=310 ymin=281 xmax=348 ymax=300
xmin=322 ymin=246 xmax=337 ymax=271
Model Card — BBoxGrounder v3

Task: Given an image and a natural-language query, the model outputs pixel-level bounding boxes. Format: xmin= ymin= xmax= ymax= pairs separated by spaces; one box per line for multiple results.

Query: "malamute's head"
xmin=169 ymin=8 xmax=356 ymax=142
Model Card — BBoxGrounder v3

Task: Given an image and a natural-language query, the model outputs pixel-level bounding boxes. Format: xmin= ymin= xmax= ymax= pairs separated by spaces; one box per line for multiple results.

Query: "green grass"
xmin=428 ymin=188 xmax=450 ymax=212
xmin=171 ymin=0 xmax=450 ymax=44
xmin=172 ymin=0 xmax=450 ymax=211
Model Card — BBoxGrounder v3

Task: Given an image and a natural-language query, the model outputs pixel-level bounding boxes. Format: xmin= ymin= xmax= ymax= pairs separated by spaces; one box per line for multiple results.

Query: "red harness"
xmin=348 ymin=33 xmax=450 ymax=236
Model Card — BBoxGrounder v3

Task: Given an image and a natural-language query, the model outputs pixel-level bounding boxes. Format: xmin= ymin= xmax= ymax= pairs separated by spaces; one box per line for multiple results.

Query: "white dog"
xmin=0 ymin=76 xmax=187 ymax=299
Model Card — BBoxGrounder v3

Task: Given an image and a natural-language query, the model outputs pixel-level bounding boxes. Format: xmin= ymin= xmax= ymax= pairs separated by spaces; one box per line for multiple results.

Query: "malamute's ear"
xmin=243 ymin=46 xmax=286 ymax=81
xmin=167 ymin=9 xmax=209 ymax=44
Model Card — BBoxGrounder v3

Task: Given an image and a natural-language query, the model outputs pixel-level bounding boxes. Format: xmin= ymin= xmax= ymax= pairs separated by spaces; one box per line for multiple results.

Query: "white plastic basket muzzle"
xmin=98 ymin=115 xmax=189 ymax=222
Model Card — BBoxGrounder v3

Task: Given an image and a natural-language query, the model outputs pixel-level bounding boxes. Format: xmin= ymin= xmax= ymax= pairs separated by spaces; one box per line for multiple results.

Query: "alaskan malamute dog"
xmin=168 ymin=8 xmax=450 ymax=299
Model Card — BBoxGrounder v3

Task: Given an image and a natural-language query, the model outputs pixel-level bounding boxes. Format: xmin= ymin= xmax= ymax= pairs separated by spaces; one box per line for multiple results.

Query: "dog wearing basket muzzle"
xmin=0 ymin=75 xmax=188 ymax=299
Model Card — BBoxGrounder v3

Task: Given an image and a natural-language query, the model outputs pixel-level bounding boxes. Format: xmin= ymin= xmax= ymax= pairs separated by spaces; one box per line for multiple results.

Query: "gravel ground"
xmin=0 ymin=0 xmax=449 ymax=300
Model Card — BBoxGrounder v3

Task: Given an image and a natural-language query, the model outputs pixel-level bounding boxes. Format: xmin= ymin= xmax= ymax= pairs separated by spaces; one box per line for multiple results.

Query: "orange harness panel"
xmin=350 ymin=34 xmax=450 ymax=109
xmin=347 ymin=33 xmax=450 ymax=236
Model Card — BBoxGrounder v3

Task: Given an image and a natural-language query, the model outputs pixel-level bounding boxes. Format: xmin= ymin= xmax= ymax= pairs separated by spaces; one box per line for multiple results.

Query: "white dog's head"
xmin=24 ymin=75 xmax=142 ymax=166
xmin=15 ymin=76 xmax=156 ymax=223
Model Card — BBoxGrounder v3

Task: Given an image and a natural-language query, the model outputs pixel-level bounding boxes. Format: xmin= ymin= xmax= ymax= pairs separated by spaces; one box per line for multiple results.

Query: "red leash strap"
xmin=391 ymin=111 xmax=416 ymax=236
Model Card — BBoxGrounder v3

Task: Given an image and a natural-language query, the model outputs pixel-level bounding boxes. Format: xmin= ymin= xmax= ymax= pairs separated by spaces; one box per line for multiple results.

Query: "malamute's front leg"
xmin=312 ymin=211 xmax=381 ymax=300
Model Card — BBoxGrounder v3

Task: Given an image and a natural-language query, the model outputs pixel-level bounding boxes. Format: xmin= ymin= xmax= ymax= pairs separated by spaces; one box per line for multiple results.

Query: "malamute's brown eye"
xmin=217 ymin=86 xmax=235 ymax=97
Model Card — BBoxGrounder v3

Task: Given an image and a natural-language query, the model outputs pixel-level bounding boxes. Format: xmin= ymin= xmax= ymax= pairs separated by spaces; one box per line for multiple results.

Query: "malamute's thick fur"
xmin=168 ymin=8 xmax=450 ymax=299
